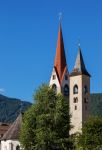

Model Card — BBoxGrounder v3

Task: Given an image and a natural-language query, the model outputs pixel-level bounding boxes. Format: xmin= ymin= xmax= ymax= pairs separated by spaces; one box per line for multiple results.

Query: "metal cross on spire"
xmin=78 ymin=37 xmax=81 ymax=47
xmin=59 ymin=12 xmax=63 ymax=23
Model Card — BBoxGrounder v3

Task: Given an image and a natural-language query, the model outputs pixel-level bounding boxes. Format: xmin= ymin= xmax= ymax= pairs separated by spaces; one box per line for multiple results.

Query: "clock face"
xmin=64 ymin=84 xmax=69 ymax=96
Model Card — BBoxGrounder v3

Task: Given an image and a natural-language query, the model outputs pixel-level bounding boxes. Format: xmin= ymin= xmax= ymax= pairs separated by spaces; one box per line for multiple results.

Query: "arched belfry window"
xmin=64 ymin=84 xmax=69 ymax=96
xmin=52 ymin=84 xmax=57 ymax=93
xmin=16 ymin=145 xmax=20 ymax=150
xmin=84 ymin=85 xmax=88 ymax=94
xmin=73 ymin=85 xmax=78 ymax=94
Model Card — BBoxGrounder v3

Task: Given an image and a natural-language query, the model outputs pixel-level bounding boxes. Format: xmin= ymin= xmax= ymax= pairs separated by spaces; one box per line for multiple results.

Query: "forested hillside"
xmin=90 ymin=93 xmax=102 ymax=116
xmin=0 ymin=94 xmax=31 ymax=123
xmin=0 ymin=93 xmax=101 ymax=123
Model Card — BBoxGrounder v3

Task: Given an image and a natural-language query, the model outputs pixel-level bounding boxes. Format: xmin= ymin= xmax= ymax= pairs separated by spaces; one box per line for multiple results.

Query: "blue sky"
xmin=0 ymin=0 xmax=102 ymax=102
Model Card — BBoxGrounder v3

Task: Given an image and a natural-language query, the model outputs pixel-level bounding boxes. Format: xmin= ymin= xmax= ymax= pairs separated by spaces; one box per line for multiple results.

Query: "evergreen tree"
xmin=20 ymin=84 xmax=73 ymax=150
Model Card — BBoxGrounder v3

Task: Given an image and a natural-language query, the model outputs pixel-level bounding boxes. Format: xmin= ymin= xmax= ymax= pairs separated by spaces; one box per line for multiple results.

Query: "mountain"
xmin=0 ymin=93 xmax=101 ymax=123
xmin=0 ymin=94 xmax=32 ymax=123
xmin=90 ymin=93 xmax=102 ymax=116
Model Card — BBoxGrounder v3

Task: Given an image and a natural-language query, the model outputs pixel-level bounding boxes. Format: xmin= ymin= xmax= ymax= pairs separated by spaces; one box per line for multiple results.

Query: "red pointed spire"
xmin=54 ymin=24 xmax=67 ymax=83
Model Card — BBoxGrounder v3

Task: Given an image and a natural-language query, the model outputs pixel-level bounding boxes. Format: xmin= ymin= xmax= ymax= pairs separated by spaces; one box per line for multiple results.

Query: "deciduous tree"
xmin=20 ymin=84 xmax=73 ymax=150
xmin=78 ymin=116 xmax=102 ymax=149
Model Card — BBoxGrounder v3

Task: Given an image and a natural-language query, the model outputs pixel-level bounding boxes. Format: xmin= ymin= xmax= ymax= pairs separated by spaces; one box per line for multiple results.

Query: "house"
xmin=0 ymin=123 xmax=11 ymax=150
xmin=1 ymin=114 xmax=22 ymax=150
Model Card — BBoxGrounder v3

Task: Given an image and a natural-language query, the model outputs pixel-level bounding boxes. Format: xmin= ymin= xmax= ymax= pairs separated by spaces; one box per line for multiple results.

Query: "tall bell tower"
xmin=49 ymin=23 xmax=69 ymax=97
xmin=69 ymin=46 xmax=91 ymax=134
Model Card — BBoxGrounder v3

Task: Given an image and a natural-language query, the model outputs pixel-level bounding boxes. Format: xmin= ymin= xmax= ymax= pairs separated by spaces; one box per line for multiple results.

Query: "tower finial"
xmin=78 ymin=38 xmax=81 ymax=48
xmin=59 ymin=12 xmax=62 ymax=24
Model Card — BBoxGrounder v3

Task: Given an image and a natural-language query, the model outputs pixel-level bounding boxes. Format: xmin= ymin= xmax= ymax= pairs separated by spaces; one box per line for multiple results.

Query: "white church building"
xmin=49 ymin=23 xmax=90 ymax=134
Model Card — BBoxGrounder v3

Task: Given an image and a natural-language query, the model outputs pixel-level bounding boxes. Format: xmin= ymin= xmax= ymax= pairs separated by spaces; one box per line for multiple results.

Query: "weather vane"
xmin=59 ymin=12 xmax=63 ymax=23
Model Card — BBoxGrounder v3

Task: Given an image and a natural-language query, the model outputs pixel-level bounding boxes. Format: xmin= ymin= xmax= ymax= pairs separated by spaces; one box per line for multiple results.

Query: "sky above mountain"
xmin=0 ymin=0 xmax=102 ymax=102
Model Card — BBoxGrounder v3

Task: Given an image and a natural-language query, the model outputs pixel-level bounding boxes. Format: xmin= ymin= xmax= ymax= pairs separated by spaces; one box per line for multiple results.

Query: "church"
xmin=49 ymin=23 xmax=90 ymax=134
xmin=0 ymin=22 xmax=90 ymax=149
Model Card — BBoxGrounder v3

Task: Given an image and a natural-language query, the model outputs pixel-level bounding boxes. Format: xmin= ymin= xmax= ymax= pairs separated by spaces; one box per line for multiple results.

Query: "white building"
xmin=1 ymin=114 xmax=22 ymax=150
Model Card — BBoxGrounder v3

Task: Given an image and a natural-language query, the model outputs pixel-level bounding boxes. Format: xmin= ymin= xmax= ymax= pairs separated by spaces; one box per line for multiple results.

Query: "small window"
xmin=75 ymin=105 xmax=77 ymax=110
xmin=64 ymin=84 xmax=69 ymax=96
xmin=52 ymin=84 xmax=57 ymax=93
xmin=73 ymin=85 xmax=78 ymax=94
xmin=84 ymin=98 xmax=88 ymax=103
xmin=84 ymin=86 xmax=88 ymax=94
xmin=52 ymin=75 xmax=56 ymax=80
xmin=65 ymin=75 xmax=68 ymax=80
xmin=73 ymin=97 xmax=78 ymax=103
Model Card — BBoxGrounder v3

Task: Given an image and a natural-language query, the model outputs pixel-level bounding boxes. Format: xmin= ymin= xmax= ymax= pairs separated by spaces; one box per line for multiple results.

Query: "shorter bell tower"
xmin=69 ymin=46 xmax=91 ymax=134
xmin=49 ymin=24 xmax=69 ymax=97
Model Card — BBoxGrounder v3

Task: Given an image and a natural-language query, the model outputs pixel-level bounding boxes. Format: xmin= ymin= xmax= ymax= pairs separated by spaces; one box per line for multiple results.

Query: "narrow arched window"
xmin=84 ymin=85 xmax=88 ymax=94
xmin=64 ymin=84 xmax=69 ymax=96
xmin=16 ymin=145 xmax=20 ymax=150
xmin=73 ymin=85 xmax=78 ymax=94
xmin=52 ymin=75 xmax=56 ymax=80
xmin=52 ymin=84 xmax=57 ymax=93
xmin=75 ymin=105 xmax=77 ymax=110
xmin=84 ymin=98 xmax=88 ymax=103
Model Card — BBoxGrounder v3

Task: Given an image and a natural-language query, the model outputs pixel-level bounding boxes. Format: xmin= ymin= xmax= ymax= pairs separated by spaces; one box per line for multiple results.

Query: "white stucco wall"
xmin=49 ymin=67 xmax=61 ymax=93
xmin=1 ymin=140 xmax=20 ymax=150
xmin=49 ymin=67 xmax=69 ymax=95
